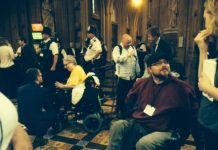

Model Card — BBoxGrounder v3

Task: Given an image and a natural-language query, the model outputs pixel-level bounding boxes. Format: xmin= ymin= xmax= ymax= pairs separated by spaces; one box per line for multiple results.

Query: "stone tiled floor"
xmin=33 ymin=100 xmax=198 ymax=150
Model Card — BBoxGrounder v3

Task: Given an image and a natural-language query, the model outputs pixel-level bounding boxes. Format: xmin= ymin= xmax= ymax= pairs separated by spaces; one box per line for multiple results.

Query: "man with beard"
xmin=107 ymin=53 xmax=197 ymax=150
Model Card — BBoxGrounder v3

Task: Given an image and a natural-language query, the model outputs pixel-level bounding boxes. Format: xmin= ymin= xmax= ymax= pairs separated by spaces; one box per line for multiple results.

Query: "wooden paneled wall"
xmin=0 ymin=0 xmax=211 ymax=84
xmin=148 ymin=0 xmax=205 ymax=84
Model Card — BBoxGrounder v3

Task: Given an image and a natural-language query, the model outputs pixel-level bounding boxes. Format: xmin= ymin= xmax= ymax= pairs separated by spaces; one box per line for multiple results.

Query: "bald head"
xmin=121 ymin=34 xmax=132 ymax=49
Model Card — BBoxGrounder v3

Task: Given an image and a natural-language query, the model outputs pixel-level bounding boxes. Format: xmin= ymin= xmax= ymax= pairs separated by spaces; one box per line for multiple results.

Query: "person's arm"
xmin=9 ymin=47 xmax=15 ymax=60
xmin=50 ymin=42 xmax=59 ymax=71
xmin=61 ymin=49 xmax=67 ymax=58
xmin=194 ymin=29 xmax=218 ymax=101
xmin=194 ymin=29 xmax=210 ymax=78
xmin=198 ymin=72 xmax=218 ymax=101
xmin=55 ymin=67 xmax=81 ymax=89
xmin=55 ymin=81 xmax=76 ymax=89
xmin=112 ymin=46 xmax=129 ymax=63
xmin=125 ymin=79 xmax=142 ymax=105
xmin=10 ymin=125 xmax=33 ymax=150
xmin=92 ymin=42 xmax=102 ymax=59
xmin=51 ymin=54 xmax=58 ymax=71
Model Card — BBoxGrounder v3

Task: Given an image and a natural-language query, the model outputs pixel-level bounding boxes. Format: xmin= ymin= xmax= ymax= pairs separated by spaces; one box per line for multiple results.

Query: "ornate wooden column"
xmin=104 ymin=0 xmax=113 ymax=60
xmin=80 ymin=0 xmax=89 ymax=47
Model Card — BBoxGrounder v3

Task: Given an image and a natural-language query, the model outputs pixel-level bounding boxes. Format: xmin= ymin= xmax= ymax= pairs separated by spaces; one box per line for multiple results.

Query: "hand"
xmin=194 ymin=29 xmax=211 ymax=53
xmin=50 ymin=66 xmax=56 ymax=71
xmin=11 ymin=126 xmax=33 ymax=150
xmin=55 ymin=81 xmax=64 ymax=89
xmin=198 ymin=72 xmax=211 ymax=92
xmin=128 ymin=51 xmax=135 ymax=57
xmin=61 ymin=49 xmax=67 ymax=57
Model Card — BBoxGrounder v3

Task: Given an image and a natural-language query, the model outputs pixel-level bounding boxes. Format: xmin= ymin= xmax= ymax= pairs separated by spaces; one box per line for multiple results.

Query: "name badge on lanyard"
xmin=143 ymin=104 xmax=156 ymax=116
xmin=39 ymin=53 xmax=44 ymax=57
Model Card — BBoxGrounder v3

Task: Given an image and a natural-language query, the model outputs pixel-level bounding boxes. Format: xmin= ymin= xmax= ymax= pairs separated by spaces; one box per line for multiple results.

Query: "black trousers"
xmin=203 ymin=127 xmax=218 ymax=150
xmin=27 ymin=111 xmax=57 ymax=136
xmin=116 ymin=78 xmax=135 ymax=114
xmin=0 ymin=65 xmax=17 ymax=98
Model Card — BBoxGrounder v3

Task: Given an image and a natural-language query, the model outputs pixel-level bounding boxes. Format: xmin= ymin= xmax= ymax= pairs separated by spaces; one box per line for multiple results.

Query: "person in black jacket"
xmin=17 ymin=68 xmax=60 ymax=147
xmin=17 ymin=37 xmax=38 ymax=72
xmin=16 ymin=36 xmax=38 ymax=84
xmin=147 ymin=26 xmax=172 ymax=62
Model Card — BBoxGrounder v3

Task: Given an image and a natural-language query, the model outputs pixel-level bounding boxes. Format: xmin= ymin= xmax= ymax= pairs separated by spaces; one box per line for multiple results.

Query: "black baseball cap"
xmin=146 ymin=53 xmax=170 ymax=67
xmin=87 ymin=25 xmax=97 ymax=35
xmin=42 ymin=27 xmax=51 ymax=36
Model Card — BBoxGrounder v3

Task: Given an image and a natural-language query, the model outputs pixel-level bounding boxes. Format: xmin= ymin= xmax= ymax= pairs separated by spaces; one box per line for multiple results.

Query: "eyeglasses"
xmin=64 ymin=62 xmax=71 ymax=67
xmin=151 ymin=59 xmax=169 ymax=66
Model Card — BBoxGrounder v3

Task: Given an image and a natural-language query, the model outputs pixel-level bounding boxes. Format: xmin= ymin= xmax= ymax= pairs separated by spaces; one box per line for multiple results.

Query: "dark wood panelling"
xmin=28 ymin=0 xmax=42 ymax=23
xmin=54 ymin=0 xmax=70 ymax=48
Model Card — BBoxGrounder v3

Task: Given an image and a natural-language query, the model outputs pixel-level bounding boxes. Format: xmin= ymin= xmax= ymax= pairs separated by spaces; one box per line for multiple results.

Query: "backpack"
xmin=117 ymin=45 xmax=135 ymax=55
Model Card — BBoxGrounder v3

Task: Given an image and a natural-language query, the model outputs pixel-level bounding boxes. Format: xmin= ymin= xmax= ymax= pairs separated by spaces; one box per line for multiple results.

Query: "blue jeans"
xmin=107 ymin=120 xmax=174 ymax=150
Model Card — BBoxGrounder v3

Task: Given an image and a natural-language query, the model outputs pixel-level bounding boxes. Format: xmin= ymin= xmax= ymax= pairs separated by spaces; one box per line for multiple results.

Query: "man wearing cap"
xmin=84 ymin=25 xmax=102 ymax=72
xmin=107 ymin=53 xmax=197 ymax=150
xmin=39 ymin=26 xmax=59 ymax=92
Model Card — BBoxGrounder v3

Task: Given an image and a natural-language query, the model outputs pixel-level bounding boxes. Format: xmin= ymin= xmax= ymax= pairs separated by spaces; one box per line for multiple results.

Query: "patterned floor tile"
xmin=75 ymin=140 xmax=89 ymax=147
xmin=35 ymin=140 xmax=73 ymax=150
xmin=58 ymin=130 xmax=87 ymax=140
xmin=32 ymin=99 xmax=198 ymax=150
xmin=91 ymin=130 xmax=109 ymax=145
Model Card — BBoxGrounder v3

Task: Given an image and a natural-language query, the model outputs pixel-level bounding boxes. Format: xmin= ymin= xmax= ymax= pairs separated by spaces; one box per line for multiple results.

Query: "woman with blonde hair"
xmin=195 ymin=0 xmax=218 ymax=149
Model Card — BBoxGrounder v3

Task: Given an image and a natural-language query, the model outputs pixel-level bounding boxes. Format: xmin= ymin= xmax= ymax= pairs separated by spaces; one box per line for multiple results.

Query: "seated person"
xmin=55 ymin=55 xmax=86 ymax=111
xmin=72 ymin=72 xmax=102 ymax=118
xmin=17 ymin=68 xmax=59 ymax=147
xmin=107 ymin=53 xmax=198 ymax=150
xmin=55 ymin=55 xmax=86 ymax=89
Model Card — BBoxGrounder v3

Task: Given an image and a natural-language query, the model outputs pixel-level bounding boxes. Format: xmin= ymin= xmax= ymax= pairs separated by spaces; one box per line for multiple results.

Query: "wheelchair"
xmin=67 ymin=73 xmax=109 ymax=133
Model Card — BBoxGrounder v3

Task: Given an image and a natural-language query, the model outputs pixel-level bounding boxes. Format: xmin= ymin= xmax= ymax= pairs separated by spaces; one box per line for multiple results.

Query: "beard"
xmin=153 ymin=74 xmax=169 ymax=81
xmin=153 ymin=68 xmax=170 ymax=81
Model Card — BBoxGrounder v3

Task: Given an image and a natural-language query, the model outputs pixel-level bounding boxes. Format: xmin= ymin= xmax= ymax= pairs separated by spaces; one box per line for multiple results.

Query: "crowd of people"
xmin=0 ymin=0 xmax=217 ymax=149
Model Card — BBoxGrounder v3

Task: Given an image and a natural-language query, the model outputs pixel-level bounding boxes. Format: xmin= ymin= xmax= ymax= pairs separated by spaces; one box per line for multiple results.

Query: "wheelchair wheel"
xmin=83 ymin=113 xmax=103 ymax=133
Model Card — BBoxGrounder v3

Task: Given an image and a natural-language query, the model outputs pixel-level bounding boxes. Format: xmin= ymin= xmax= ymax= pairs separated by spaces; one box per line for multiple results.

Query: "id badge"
xmin=39 ymin=53 xmax=44 ymax=57
xmin=143 ymin=104 xmax=156 ymax=116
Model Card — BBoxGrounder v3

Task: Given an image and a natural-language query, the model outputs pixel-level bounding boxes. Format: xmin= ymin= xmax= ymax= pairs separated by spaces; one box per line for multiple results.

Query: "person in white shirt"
xmin=0 ymin=92 xmax=32 ymax=150
xmin=0 ymin=38 xmax=16 ymax=98
xmin=39 ymin=27 xmax=59 ymax=92
xmin=112 ymin=34 xmax=140 ymax=116
xmin=84 ymin=25 xmax=102 ymax=72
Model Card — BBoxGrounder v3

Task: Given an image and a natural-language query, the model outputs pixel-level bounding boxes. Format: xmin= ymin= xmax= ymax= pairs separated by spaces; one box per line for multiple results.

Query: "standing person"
xmin=107 ymin=53 xmax=197 ymax=150
xmin=195 ymin=0 xmax=218 ymax=149
xmin=17 ymin=36 xmax=38 ymax=72
xmin=135 ymin=36 xmax=148 ymax=76
xmin=39 ymin=26 xmax=59 ymax=93
xmin=16 ymin=36 xmax=38 ymax=83
xmin=84 ymin=25 xmax=102 ymax=72
xmin=112 ymin=34 xmax=140 ymax=116
xmin=147 ymin=26 xmax=172 ymax=62
xmin=0 ymin=38 xmax=16 ymax=98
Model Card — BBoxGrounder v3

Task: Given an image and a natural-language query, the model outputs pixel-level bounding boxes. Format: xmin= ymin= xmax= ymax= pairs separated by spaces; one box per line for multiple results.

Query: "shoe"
xmin=76 ymin=119 xmax=83 ymax=124
xmin=33 ymin=136 xmax=48 ymax=148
